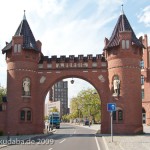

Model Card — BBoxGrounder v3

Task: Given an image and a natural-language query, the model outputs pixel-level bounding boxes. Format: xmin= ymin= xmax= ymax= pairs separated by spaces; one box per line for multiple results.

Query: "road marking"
xmin=48 ymin=148 xmax=53 ymax=150
xmin=95 ymin=136 xmax=101 ymax=150
xmin=102 ymin=137 xmax=109 ymax=150
xmin=74 ymin=130 xmax=76 ymax=134
xmin=59 ymin=139 xmax=66 ymax=144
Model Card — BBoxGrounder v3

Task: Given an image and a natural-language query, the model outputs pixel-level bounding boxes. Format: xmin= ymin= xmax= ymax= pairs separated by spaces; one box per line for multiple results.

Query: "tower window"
xmin=122 ymin=40 xmax=125 ymax=49
xmin=142 ymin=89 xmax=144 ymax=99
xmin=122 ymin=40 xmax=129 ymax=49
xmin=14 ymin=44 xmax=22 ymax=53
xmin=126 ymin=40 xmax=129 ymax=49
xmin=140 ymin=60 xmax=144 ymax=69
xmin=141 ymin=76 xmax=144 ymax=85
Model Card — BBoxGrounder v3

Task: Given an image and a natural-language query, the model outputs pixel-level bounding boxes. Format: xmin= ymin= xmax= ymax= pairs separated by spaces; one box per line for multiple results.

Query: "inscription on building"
xmin=56 ymin=62 xmax=88 ymax=68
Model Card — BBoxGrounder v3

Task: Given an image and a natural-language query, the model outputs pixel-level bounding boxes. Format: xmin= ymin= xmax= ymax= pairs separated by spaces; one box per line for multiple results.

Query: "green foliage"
xmin=50 ymin=107 xmax=59 ymax=112
xmin=44 ymin=116 xmax=49 ymax=121
xmin=0 ymin=86 xmax=7 ymax=103
xmin=70 ymin=88 xmax=101 ymax=123
xmin=62 ymin=114 xmax=70 ymax=122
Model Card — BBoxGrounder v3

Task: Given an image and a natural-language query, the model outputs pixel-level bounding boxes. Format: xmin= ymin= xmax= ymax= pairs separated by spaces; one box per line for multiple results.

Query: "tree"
xmin=70 ymin=88 xmax=101 ymax=123
xmin=44 ymin=116 xmax=49 ymax=121
xmin=0 ymin=86 xmax=7 ymax=103
xmin=50 ymin=107 xmax=59 ymax=112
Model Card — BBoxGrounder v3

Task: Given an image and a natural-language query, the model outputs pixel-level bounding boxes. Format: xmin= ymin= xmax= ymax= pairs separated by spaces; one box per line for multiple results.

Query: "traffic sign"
xmin=107 ymin=103 xmax=116 ymax=112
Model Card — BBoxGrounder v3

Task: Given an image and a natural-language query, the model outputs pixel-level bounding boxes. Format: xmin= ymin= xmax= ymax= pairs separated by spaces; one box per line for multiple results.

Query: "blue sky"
xmin=0 ymin=0 xmax=150 ymax=102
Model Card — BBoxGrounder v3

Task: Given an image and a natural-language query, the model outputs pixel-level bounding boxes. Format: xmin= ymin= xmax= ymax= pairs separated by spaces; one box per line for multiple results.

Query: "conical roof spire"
xmin=23 ymin=10 xmax=26 ymax=20
xmin=121 ymin=4 xmax=124 ymax=15
xmin=104 ymin=7 xmax=144 ymax=50
xmin=2 ymin=11 xmax=39 ymax=53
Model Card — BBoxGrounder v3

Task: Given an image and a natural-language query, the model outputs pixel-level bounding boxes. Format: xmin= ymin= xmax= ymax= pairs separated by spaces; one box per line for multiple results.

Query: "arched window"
xmin=118 ymin=110 xmax=123 ymax=121
xmin=140 ymin=60 xmax=144 ymax=69
xmin=20 ymin=110 xmax=25 ymax=121
xmin=142 ymin=89 xmax=144 ymax=99
xmin=142 ymin=108 xmax=146 ymax=124
xmin=27 ymin=110 xmax=31 ymax=121
xmin=141 ymin=75 xmax=144 ymax=85
xmin=20 ymin=108 xmax=32 ymax=122
xmin=113 ymin=108 xmax=123 ymax=123
xmin=22 ymin=77 xmax=31 ymax=96
xmin=113 ymin=111 xmax=116 ymax=120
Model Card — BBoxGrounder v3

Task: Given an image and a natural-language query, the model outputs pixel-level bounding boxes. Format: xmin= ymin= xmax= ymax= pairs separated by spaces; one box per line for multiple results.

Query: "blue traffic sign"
xmin=107 ymin=103 xmax=116 ymax=112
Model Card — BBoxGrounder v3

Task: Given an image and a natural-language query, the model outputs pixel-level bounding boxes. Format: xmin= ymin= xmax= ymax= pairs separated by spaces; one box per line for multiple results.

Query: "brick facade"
xmin=0 ymin=12 xmax=149 ymax=135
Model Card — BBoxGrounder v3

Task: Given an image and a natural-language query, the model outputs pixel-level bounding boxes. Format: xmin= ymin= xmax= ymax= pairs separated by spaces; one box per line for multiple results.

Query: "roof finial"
xmin=23 ymin=10 xmax=26 ymax=20
xmin=121 ymin=4 xmax=124 ymax=15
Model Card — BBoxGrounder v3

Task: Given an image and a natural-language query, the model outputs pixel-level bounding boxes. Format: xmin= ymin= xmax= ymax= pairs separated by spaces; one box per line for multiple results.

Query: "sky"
xmin=0 ymin=0 xmax=150 ymax=103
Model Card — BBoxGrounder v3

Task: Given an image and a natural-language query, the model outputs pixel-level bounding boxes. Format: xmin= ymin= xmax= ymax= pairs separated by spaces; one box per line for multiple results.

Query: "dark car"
xmin=83 ymin=120 xmax=91 ymax=126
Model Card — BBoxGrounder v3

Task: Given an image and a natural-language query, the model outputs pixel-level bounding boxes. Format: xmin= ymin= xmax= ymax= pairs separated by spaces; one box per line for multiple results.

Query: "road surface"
xmin=2 ymin=123 xmax=106 ymax=150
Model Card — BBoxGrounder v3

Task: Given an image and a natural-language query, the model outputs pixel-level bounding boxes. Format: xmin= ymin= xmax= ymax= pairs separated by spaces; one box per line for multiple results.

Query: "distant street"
xmin=2 ymin=123 xmax=106 ymax=150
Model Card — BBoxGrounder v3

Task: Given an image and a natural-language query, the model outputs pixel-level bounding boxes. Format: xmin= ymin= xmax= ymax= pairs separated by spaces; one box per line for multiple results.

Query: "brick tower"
xmin=104 ymin=10 xmax=144 ymax=134
xmin=2 ymin=11 xmax=42 ymax=135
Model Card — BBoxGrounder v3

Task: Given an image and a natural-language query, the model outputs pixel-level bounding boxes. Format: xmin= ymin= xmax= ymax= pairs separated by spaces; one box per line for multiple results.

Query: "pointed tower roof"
xmin=104 ymin=7 xmax=144 ymax=50
xmin=2 ymin=11 xmax=39 ymax=54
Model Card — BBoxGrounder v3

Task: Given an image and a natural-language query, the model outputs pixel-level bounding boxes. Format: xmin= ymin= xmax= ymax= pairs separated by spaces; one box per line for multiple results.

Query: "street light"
xmin=70 ymin=78 xmax=74 ymax=84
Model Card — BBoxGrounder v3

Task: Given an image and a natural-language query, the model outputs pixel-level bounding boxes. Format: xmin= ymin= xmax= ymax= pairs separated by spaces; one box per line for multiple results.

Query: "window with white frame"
xmin=14 ymin=44 xmax=22 ymax=53
xmin=122 ymin=40 xmax=129 ymax=49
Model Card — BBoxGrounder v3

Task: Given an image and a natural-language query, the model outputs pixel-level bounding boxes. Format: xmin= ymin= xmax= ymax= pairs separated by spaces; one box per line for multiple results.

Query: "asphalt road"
xmin=2 ymin=123 xmax=106 ymax=150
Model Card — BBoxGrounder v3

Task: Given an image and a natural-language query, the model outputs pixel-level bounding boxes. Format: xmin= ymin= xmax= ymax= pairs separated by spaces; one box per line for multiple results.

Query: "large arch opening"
xmin=43 ymin=77 xmax=101 ymax=133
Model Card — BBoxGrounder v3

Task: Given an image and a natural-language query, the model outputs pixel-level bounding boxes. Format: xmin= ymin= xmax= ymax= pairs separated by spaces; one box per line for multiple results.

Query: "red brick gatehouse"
xmin=0 ymin=10 xmax=150 ymax=135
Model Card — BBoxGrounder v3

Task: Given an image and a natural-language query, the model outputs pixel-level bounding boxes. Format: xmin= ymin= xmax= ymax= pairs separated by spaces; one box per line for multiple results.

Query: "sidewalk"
xmin=72 ymin=123 xmax=150 ymax=150
xmin=103 ymin=124 xmax=150 ymax=150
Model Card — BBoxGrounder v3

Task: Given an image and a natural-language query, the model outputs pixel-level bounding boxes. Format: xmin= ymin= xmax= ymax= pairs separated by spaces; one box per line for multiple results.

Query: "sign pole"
xmin=107 ymin=103 xmax=116 ymax=143
xmin=110 ymin=111 xmax=113 ymax=142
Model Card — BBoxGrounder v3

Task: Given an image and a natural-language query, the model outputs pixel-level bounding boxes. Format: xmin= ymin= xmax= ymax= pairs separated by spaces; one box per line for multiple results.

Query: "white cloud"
xmin=138 ymin=5 xmax=150 ymax=27
xmin=0 ymin=0 xmax=126 ymax=99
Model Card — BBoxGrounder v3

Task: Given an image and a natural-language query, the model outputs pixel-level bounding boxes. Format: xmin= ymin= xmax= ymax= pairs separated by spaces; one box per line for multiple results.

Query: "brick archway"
xmin=1 ymin=10 xmax=145 ymax=135
xmin=34 ymin=56 xmax=111 ymax=134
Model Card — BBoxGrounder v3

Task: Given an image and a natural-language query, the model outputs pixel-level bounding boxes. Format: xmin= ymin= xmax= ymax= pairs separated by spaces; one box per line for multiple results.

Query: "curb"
xmin=102 ymin=136 xmax=109 ymax=150
xmin=0 ymin=145 xmax=7 ymax=149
